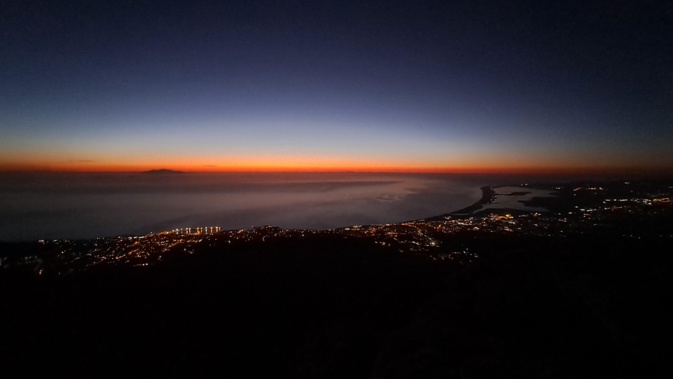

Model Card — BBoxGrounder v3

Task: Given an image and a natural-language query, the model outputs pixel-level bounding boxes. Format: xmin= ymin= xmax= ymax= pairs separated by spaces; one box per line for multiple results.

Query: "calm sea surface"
xmin=0 ymin=172 xmax=539 ymax=241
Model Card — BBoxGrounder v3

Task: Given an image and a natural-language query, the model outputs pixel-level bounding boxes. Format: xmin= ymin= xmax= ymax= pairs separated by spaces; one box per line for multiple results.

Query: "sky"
xmin=1 ymin=0 xmax=672 ymax=174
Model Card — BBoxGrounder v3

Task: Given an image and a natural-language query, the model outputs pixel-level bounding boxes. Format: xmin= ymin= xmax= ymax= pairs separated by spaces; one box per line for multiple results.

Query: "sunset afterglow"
xmin=2 ymin=3 xmax=672 ymax=378
xmin=2 ymin=1 xmax=671 ymax=175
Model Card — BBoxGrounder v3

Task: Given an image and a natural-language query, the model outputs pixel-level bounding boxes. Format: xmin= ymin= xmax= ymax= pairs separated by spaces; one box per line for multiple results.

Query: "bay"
xmin=0 ymin=172 xmax=539 ymax=241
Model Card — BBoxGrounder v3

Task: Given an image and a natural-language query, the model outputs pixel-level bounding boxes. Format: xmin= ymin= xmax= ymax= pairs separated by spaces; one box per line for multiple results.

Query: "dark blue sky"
xmin=2 ymin=0 xmax=672 ymax=172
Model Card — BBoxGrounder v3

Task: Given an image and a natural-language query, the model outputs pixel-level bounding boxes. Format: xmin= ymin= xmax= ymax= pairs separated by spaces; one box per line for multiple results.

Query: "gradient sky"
xmin=1 ymin=0 xmax=672 ymax=173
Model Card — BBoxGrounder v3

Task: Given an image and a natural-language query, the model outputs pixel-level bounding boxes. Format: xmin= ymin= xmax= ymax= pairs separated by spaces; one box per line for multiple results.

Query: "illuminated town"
xmin=3 ymin=181 xmax=671 ymax=276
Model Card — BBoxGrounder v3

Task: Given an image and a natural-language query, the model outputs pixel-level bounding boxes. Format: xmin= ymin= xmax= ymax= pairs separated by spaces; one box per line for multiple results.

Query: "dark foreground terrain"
xmin=2 ymin=180 xmax=673 ymax=378
xmin=2 ymin=232 xmax=672 ymax=378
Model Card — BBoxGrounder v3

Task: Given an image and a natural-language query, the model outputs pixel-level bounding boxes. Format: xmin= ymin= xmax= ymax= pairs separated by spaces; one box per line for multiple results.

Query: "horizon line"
xmin=2 ymin=166 xmax=673 ymax=177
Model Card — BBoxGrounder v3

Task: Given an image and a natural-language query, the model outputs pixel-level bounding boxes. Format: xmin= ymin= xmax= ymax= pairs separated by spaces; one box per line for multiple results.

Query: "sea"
xmin=0 ymin=172 xmax=556 ymax=241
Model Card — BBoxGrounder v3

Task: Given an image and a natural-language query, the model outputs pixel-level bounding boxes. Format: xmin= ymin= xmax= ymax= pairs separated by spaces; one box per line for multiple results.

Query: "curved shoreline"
xmin=449 ymin=186 xmax=496 ymax=215
xmin=421 ymin=186 xmax=495 ymax=221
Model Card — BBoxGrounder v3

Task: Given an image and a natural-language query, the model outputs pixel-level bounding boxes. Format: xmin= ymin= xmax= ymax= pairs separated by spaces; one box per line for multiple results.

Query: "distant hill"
xmin=142 ymin=169 xmax=184 ymax=174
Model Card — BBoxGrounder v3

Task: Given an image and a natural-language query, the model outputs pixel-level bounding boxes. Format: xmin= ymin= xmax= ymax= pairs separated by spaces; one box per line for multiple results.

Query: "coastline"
xmin=0 ymin=173 xmax=498 ymax=241
xmin=421 ymin=186 xmax=496 ymax=221
xmin=0 ymin=179 xmax=552 ymax=242
xmin=449 ymin=186 xmax=496 ymax=215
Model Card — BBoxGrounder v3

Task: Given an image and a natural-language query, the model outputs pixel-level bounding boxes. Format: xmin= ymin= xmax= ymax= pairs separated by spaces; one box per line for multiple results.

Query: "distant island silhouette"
xmin=142 ymin=169 xmax=184 ymax=174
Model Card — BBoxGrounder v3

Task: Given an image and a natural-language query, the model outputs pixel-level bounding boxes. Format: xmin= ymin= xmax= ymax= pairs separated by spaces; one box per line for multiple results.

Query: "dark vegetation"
xmin=2 ymin=233 xmax=672 ymax=378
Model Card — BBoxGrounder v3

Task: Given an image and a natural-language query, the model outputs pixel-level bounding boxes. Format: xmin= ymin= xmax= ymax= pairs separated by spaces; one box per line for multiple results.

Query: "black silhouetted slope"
xmin=1 ymin=234 xmax=672 ymax=378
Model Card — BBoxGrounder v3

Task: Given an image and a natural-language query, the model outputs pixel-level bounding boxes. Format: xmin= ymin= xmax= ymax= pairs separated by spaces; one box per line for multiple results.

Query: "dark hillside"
xmin=2 ymin=235 xmax=672 ymax=378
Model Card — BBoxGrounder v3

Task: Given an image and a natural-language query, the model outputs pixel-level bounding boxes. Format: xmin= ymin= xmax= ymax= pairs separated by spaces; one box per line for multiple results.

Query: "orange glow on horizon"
xmin=1 ymin=158 xmax=670 ymax=177
xmin=3 ymin=146 xmax=671 ymax=176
